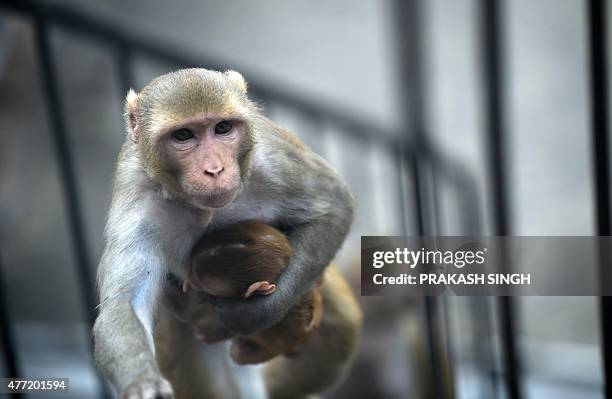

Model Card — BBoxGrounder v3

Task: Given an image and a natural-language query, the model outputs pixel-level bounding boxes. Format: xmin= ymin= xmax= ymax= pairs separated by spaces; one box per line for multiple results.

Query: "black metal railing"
xmin=479 ymin=1 xmax=521 ymax=399
xmin=588 ymin=2 xmax=612 ymax=399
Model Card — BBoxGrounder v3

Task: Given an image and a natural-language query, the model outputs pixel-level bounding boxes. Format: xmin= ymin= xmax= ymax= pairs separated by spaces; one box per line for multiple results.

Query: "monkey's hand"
xmin=210 ymin=286 xmax=294 ymax=335
xmin=121 ymin=377 xmax=173 ymax=399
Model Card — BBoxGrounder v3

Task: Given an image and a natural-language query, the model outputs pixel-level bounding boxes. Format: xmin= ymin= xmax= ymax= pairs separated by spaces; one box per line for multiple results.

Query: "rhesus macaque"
xmin=93 ymin=68 xmax=362 ymax=399
xmin=186 ymin=221 xmax=323 ymax=365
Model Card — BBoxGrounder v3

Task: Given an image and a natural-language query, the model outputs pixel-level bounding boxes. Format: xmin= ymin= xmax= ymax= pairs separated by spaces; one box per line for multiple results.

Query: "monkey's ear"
xmin=125 ymin=89 xmax=140 ymax=143
xmin=225 ymin=70 xmax=247 ymax=94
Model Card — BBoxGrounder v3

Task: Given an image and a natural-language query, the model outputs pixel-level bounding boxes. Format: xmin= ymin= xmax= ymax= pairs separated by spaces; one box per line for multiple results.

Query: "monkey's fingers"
xmin=244 ymin=281 xmax=276 ymax=298
xmin=121 ymin=377 xmax=173 ymax=399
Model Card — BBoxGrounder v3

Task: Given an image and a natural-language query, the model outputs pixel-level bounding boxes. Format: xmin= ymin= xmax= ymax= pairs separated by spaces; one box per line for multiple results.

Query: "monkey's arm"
xmin=214 ymin=141 xmax=355 ymax=335
xmin=93 ymin=228 xmax=173 ymax=398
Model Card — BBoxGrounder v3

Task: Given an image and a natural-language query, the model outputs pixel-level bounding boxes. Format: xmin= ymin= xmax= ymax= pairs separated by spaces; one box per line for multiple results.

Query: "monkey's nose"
xmin=204 ymin=166 xmax=224 ymax=178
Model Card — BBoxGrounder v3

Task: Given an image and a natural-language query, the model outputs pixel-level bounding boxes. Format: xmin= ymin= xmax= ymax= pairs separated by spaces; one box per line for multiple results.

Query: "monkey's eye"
xmin=172 ymin=128 xmax=194 ymax=142
xmin=214 ymin=121 xmax=233 ymax=135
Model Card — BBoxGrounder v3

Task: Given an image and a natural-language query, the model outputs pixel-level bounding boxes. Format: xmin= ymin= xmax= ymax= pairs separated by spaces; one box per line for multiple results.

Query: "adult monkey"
xmin=93 ymin=69 xmax=362 ymax=399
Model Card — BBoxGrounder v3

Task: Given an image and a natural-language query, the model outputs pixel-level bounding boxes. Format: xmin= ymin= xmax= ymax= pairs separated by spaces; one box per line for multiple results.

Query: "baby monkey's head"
xmin=188 ymin=222 xmax=292 ymax=298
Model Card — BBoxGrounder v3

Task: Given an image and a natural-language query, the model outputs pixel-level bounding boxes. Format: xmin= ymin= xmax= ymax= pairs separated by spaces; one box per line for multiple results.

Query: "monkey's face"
xmin=128 ymin=69 xmax=256 ymax=210
xmin=155 ymin=117 xmax=249 ymax=209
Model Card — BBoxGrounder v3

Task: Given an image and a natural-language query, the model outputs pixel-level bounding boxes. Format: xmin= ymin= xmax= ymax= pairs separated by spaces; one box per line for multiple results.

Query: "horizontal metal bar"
xmin=0 ymin=0 xmax=483 ymax=202
xmin=0 ymin=0 xmax=400 ymax=147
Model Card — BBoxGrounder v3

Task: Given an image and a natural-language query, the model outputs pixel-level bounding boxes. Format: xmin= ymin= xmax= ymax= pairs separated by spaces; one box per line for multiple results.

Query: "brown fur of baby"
xmin=187 ymin=222 xmax=323 ymax=364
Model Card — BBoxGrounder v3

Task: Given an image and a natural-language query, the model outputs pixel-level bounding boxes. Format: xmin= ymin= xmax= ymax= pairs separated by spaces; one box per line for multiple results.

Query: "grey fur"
xmin=93 ymin=69 xmax=355 ymax=398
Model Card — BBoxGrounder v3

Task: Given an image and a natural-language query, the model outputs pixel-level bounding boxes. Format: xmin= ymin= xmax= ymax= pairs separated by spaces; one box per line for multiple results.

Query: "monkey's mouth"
xmin=189 ymin=188 xmax=238 ymax=210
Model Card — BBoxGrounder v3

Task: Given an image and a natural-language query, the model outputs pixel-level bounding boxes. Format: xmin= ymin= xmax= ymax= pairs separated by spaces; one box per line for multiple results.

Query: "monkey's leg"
xmin=263 ymin=266 xmax=363 ymax=399
xmin=155 ymin=304 xmax=220 ymax=399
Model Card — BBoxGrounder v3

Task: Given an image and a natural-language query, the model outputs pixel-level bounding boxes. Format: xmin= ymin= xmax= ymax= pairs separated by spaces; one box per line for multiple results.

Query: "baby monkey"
xmin=186 ymin=222 xmax=323 ymax=365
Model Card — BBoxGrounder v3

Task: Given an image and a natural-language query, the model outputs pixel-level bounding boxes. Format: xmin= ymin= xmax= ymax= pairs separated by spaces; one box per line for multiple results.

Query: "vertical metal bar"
xmin=424 ymin=133 xmax=497 ymax=399
xmin=117 ymin=44 xmax=134 ymax=97
xmin=34 ymin=15 xmax=97 ymax=329
xmin=116 ymin=44 xmax=134 ymax=141
xmin=588 ymin=0 xmax=611 ymax=237
xmin=479 ymin=1 xmax=522 ymax=399
xmin=427 ymin=172 xmax=466 ymax=399
xmin=396 ymin=145 xmax=410 ymax=236
xmin=430 ymin=171 xmax=444 ymax=236
xmin=33 ymin=17 xmax=110 ymax=399
xmin=393 ymin=0 xmax=455 ymax=397
xmin=412 ymin=155 xmax=457 ymax=399
xmin=409 ymin=155 xmax=427 ymax=236
xmin=0 ymin=249 xmax=24 ymax=399
xmin=587 ymin=2 xmax=612 ymax=399
xmin=410 ymin=155 xmax=443 ymax=399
